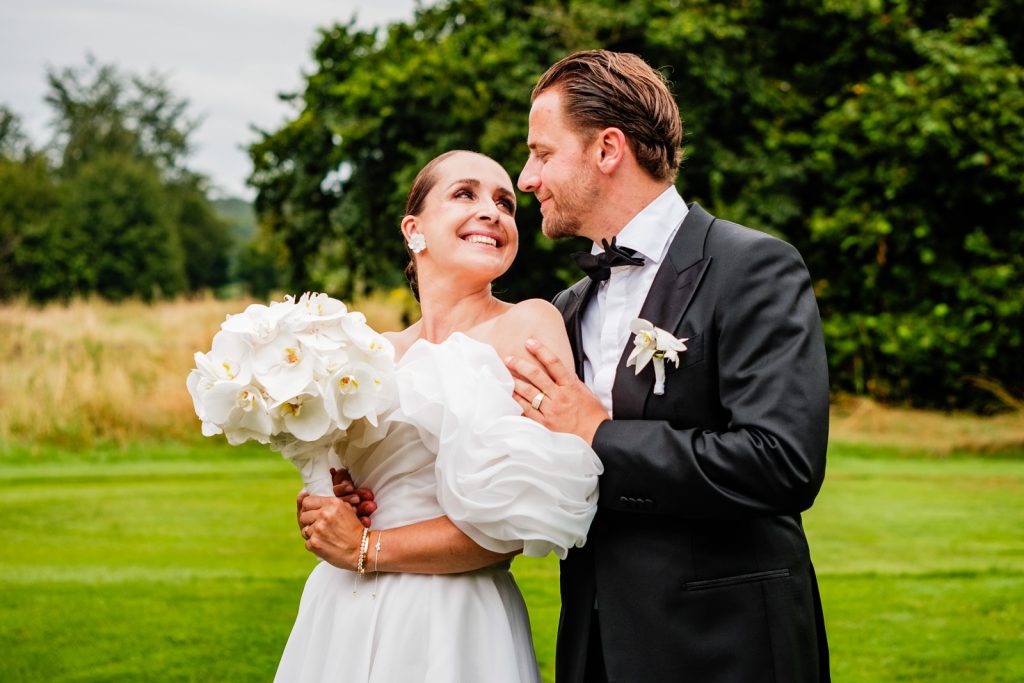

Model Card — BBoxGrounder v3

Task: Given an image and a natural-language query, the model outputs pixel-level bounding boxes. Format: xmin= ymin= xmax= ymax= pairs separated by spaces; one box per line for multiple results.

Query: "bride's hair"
xmin=402 ymin=149 xmax=472 ymax=301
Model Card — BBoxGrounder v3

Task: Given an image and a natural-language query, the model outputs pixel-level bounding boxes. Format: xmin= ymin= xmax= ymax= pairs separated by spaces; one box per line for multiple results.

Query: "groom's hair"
xmin=533 ymin=50 xmax=683 ymax=183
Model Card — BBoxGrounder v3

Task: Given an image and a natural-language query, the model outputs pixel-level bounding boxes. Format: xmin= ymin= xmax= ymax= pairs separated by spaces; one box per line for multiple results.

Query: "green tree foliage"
xmin=17 ymin=156 xmax=190 ymax=303
xmin=0 ymin=110 xmax=58 ymax=299
xmin=1 ymin=58 xmax=233 ymax=302
xmin=248 ymin=4 xmax=584 ymax=298
xmin=250 ymin=0 xmax=1021 ymax=409
xmin=173 ymin=180 xmax=233 ymax=292
xmin=45 ymin=55 xmax=196 ymax=179
xmin=807 ymin=9 xmax=1024 ymax=408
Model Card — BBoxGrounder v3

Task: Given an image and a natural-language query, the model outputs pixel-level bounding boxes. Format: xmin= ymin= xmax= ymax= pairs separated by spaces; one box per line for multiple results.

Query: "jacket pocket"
xmin=665 ymin=332 xmax=704 ymax=373
xmin=684 ymin=568 xmax=790 ymax=591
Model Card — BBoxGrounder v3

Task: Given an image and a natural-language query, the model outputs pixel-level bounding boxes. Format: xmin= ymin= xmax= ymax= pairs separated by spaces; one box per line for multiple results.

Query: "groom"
xmin=506 ymin=50 xmax=831 ymax=682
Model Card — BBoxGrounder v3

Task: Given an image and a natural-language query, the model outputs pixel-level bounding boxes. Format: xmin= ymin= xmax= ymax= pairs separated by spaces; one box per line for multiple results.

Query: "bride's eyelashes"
xmin=452 ymin=186 xmax=516 ymax=215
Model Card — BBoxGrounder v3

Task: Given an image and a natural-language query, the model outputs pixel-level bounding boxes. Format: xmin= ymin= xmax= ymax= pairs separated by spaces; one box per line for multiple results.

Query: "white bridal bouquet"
xmin=186 ymin=292 xmax=395 ymax=495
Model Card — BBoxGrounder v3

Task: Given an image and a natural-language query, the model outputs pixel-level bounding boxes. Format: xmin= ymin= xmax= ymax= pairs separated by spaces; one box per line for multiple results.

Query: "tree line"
xmin=248 ymin=0 xmax=1023 ymax=410
xmin=0 ymin=57 xmax=266 ymax=303
xmin=2 ymin=1 xmax=1021 ymax=410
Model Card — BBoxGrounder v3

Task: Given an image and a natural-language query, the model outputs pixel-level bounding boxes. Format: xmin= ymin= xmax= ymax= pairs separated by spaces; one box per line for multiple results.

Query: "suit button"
xmin=619 ymin=496 xmax=629 ymax=504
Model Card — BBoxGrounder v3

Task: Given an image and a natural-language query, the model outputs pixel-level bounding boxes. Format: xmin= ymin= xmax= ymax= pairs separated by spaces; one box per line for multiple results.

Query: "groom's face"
xmin=519 ymin=89 xmax=601 ymax=240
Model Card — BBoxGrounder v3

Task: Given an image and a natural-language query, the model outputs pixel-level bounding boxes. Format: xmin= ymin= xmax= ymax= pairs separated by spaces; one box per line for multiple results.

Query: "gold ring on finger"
xmin=531 ymin=392 xmax=546 ymax=411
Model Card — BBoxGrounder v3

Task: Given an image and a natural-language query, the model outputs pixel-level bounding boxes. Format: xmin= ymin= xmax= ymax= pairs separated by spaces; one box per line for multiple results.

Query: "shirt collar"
xmin=591 ymin=186 xmax=688 ymax=265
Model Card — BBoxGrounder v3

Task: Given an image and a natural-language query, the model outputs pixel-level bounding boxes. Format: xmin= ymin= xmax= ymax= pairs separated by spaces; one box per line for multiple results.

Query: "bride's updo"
xmin=402 ymin=150 xmax=467 ymax=301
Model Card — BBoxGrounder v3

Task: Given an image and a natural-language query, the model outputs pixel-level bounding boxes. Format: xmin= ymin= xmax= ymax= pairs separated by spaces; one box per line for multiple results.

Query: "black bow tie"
xmin=571 ymin=238 xmax=646 ymax=282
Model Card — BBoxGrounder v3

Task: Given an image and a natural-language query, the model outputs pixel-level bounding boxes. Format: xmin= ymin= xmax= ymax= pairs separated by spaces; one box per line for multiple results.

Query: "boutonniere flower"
xmin=626 ymin=319 xmax=689 ymax=395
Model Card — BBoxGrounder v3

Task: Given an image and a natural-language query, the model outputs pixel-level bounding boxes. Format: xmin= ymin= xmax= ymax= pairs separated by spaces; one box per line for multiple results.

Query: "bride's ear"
xmin=401 ymin=215 xmax=418 ymax=242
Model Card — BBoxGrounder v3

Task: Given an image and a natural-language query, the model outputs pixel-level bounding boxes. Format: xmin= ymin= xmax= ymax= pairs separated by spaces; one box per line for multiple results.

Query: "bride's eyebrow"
xmin=446 ymin=179 xmax=481 ymax=190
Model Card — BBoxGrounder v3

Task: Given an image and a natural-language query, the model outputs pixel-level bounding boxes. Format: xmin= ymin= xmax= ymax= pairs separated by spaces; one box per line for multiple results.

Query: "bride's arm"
xmin=299 ymin=495 xmax=515 ymax=573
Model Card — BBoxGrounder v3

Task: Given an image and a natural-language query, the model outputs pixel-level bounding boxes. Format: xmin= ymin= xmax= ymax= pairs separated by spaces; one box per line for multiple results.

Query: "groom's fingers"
xmin=524 ymin=338 xmax=574 ymax=386
xmin=505 ymin=355 xmax=556 ymax=395
xmin=511 ymin=377 xmax=536 ymax=400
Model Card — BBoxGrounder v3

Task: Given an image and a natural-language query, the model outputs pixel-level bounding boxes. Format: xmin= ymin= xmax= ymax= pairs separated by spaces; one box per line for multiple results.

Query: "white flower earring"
xmin=407 ymin=233 xmax=426 ymax=254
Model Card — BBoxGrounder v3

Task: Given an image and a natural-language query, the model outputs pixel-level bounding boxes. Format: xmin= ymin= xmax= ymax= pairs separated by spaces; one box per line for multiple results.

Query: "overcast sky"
xmin=0 ymin=0 xmax=424 ymax=198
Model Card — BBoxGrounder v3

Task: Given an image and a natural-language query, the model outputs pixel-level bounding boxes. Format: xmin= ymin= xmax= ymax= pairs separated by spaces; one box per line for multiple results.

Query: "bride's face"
xmin=404 ymin=152 xmax=519 ymax=285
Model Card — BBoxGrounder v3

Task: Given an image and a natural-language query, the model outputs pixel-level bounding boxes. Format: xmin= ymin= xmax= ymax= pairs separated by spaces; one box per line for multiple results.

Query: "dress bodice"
xmin=336 ymin=333 xmax=603 ymax=558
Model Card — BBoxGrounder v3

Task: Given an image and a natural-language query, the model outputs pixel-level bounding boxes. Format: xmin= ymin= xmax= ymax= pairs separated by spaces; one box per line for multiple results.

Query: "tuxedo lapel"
xmin=562 ymin=278 xmax=597 ymax=380
xmin=610 ymin=203 xmax=715 ymax=419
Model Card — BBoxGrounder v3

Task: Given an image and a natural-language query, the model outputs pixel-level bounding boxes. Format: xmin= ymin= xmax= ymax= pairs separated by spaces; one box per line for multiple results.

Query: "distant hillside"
xmin=212 ymin=197 xmax=256 ymax=243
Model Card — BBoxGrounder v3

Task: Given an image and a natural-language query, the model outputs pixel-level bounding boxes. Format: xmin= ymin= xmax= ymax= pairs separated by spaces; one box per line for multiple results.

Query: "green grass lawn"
xmin=1 ymin=441 xmax=1021 ymax=682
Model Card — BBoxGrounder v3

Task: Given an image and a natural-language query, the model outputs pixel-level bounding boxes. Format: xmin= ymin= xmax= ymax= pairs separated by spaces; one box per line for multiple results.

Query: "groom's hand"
xmin=331 ymin=467 xmax=376 ymax=528
xmin=506 ymin=339 xmax=609 ymax=445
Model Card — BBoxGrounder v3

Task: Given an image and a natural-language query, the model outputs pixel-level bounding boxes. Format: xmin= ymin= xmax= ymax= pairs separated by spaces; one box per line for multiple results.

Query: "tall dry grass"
xmin=0 ymin=291 xmax=416 ymax=447
xmin=830 ymin=395 xmax=1024 ymax=455
xmin=1 ymin=293 xmax=1021 ymax=453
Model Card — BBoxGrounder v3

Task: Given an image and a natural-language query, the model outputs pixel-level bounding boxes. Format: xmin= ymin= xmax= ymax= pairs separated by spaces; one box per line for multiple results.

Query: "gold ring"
xmin=530 ymin=392 xmax=546 ymax=411
xmin=303 ymin=525 xmax=311 ymax=540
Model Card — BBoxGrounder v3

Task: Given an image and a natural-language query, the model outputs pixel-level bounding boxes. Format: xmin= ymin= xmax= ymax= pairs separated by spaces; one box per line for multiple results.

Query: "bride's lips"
xmin=459 ymin=230 xmax=503 ymax=248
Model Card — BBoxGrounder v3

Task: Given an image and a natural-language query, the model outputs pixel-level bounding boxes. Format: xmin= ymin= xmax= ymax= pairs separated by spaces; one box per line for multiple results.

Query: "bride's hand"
xmin=298 ymin=495 xmax=365 ymax=570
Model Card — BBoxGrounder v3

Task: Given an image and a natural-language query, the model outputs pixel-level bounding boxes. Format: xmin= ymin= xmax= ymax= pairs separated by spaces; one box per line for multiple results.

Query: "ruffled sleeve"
xmin=390 ymin=333 xmax=602 ymax=558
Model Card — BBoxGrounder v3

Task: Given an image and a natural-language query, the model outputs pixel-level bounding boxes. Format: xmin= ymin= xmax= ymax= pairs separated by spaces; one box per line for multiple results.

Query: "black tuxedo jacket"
xmin=553 ymin=204 xmax=830 ymax=683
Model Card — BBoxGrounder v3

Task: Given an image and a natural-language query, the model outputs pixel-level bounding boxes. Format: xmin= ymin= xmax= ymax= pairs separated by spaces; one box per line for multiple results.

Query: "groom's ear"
xmin=594 ymin=127 xmax=627 ymax=176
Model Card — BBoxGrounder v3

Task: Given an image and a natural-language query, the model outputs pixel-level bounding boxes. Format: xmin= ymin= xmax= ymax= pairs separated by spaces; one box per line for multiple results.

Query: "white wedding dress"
xmin=274 ymin=333 xmax=603 ymax=682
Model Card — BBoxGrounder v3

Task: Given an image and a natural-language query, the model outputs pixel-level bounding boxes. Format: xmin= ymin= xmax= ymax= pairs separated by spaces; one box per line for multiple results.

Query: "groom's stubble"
xmin=539 ymin=161 xmax=603 ymax=240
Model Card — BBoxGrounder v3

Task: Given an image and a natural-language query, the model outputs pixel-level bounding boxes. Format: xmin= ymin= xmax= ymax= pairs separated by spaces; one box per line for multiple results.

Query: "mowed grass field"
xmin=1 ymin=441 xmax=1022 ymax=682
xmin=1 ymin=298 xmax=1023 ymax=681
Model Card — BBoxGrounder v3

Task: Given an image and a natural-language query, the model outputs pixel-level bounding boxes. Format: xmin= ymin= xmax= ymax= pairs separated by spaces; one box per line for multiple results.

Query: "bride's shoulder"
xmin=493 ymin=299 xmax=572 ymax=365
xmin=496 ymin=299 xmax=565 ymax=336
xmin=501 ymin=298 xmax=565 ymax=325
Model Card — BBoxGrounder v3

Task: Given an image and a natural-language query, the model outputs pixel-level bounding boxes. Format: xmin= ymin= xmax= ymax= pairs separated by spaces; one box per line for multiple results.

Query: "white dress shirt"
xmin=580 ymin=186 xmax=688 ymax=416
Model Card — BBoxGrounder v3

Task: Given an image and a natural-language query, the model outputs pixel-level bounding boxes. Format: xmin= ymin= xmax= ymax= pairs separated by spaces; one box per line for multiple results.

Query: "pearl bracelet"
xmin=356 ymin=527 xmax=371 ymax=575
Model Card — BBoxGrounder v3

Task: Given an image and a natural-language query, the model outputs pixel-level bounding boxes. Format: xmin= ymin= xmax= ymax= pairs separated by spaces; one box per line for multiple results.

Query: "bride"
xmin=275 ymin=150 xmax=604 ymax=682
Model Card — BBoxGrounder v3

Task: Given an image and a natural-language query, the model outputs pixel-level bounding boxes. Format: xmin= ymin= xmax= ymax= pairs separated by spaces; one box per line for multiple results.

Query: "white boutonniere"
xmin=626 ymin=319 xmax=689 ymax=395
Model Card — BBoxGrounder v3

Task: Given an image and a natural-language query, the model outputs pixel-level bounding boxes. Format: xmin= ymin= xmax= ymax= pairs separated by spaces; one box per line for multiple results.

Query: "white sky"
xmin=0 ymin=0 xmax=424 ymax=198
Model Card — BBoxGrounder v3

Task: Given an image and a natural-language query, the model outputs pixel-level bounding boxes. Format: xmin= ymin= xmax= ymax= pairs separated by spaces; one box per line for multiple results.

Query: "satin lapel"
xmin=562 ymin=278 xmax=597 ymax=380
xmin=610 ymin=203 xmax=715 ymax=419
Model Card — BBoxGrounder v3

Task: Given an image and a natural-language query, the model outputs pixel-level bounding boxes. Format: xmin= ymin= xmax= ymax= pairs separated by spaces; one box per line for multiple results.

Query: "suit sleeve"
xmin=592 ymin=236 xmax=829 ymax=519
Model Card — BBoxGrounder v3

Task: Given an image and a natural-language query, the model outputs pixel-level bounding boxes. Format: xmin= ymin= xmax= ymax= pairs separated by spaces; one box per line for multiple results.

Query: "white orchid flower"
xmin=324 ymin=362 xmax=385 ymax=429
xmin=251 ymin=332 xmax=315 ymax=402
xmin=201 ymin=382 xmax=274 ymax=444
xmin=625 ymin=318 xmax=689 ymax=395
xmin=272 ymin=391 xmax=332 ymax=442
xmin=287 ymin=293 xmax=349 ymax=348
xmin=186 ymin=368 xmax=215 ymax=420
xmin=221 ymin=298 xmax=296 ymax=345
xmin=296 ymin=318 xmax=349 ymax=352
xmin=195 ymin=330 xmax=253 ymax=384
xmin=297 ymin=291 xmax=348 ymax=321
xmin=340 ymin=313 xmax=396 ymax=371
xmin=311 ymin=346 xmax=352 ymax=385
